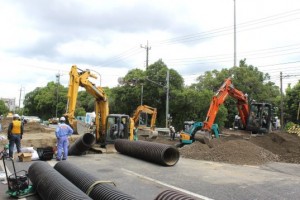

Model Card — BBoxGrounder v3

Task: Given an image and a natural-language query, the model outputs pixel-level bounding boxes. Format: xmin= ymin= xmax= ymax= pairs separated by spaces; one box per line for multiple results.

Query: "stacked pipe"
xmin=28 ymin=162 xmax=91 ymax=200
xmin=68 ymin=132 xmax=96 ymax=155
xmin=54 ymin=161 xmax=135 ymax=200
xmin=114 ymin=139 xmax=180 ymax=166
xmin=154 ymin=190 xmax=195 ymax=200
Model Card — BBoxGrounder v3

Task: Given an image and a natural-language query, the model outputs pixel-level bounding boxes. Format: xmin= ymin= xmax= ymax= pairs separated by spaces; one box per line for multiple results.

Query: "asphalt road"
xmin=1 ymin=153 xmax=300 ymax=200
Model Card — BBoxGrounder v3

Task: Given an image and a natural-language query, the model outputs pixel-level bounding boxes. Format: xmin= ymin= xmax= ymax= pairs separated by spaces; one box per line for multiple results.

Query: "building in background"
xmin=0 ymin=98 xmax=16 ymax=111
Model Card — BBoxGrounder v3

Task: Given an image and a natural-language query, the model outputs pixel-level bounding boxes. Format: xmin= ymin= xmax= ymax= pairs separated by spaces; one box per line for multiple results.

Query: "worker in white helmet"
xmin=7 ymin=114 xmax=23 ymax=158
xmin=55 ymin=116 xmax=73 ymax=161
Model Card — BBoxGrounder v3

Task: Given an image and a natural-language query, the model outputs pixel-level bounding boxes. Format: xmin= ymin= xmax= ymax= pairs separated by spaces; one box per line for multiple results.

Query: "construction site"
xmin=2 ymin=118 xmax=300 ymax=166
xmin=0 ymin=116 xmax=300 ymax=199
xmin=0 ymin=65 xmax=299 ymax=200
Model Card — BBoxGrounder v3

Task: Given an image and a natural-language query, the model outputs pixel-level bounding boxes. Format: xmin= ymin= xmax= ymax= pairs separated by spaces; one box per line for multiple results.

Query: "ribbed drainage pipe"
xmin=28 ymin=162 xmax=91 ymax=200
xmin=154 ymin=190 xmax=194 ymax=200
xmin=54 ymin=161 xmax=135 ymax=200
xmin=68 ymin=132 xmax=96 ymax=155
xmin=114 ymin=139 xmax=180 ymax=166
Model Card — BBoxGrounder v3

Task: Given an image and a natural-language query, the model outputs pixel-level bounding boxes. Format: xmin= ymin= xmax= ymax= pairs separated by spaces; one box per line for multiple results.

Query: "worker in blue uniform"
xmin=55 ymin=117 xmax=73 ymax=161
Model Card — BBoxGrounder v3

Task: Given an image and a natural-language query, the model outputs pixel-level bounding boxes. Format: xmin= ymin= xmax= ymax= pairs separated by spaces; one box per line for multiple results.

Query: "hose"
xmin=154 ymin=190 xmax=195 ymax=200
xmin=114 ymin=139 xmax=180 ymax=166
xmin=68 ymin=132 xmax=96 ymax=155
xmin=54 ymin=161 xmax=135 ymax=200
xmin=28 ymin=161 xmax=91 ymax=200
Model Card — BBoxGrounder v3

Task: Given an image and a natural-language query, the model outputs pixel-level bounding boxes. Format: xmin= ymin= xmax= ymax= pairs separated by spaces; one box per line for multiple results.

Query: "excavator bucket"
xmin=76 ymin=120 xmax=92 ymax=135
xmin=194 ymin=130 xmax=212 ymax=145
xmin=136 ymin=128 xmax=158 ymax=139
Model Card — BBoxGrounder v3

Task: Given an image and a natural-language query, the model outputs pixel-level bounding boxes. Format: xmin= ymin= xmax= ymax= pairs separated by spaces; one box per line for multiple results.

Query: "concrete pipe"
xmin=68 ymin=132 xmax=96 ymax=155
xmin=54 ymin=161 xmax=135 ymax=200
xmin=114 ymin=139 xmax=180 ymax=166
xmin=154 ymin=190 xmax=194 ymax=200
xmin=28 ymin=162 xmax=91 ymax=200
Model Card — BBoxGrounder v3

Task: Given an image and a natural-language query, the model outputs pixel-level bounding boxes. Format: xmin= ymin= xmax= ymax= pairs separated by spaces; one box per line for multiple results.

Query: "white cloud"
xmin=0 ymin=0 xmax=299 ymax=108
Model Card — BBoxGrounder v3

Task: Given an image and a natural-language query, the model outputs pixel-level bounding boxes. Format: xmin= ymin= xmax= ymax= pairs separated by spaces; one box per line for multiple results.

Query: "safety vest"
xmin=11 ymin=120 xmax=22 ymax=134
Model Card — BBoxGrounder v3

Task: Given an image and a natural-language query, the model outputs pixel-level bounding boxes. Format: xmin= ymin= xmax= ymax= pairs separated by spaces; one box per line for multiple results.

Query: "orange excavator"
xmin=180 ymin=78 xmax=273 ymax=145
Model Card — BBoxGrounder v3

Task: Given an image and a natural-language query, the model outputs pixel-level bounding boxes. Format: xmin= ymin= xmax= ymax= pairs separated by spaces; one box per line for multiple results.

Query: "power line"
xmin=151 ymin=9 xmax=300 ymax=46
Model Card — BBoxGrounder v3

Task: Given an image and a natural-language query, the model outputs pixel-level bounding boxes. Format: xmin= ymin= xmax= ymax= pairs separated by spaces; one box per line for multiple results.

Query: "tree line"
xmin=2 ymin=59 xmax=297 ymax=131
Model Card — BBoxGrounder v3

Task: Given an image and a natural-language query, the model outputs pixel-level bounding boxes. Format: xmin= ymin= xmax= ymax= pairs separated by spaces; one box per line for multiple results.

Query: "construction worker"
xmin=55 ymin=116 xmax=73 ymax=161
xmin=7 ymin=114 xmax=23 ymax=158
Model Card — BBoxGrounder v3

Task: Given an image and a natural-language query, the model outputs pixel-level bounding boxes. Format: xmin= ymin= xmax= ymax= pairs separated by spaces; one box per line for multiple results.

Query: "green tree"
xmin=285 ymin=81 xmax=300 ymax=123
xmin=191 ymin=59 xmax=281 ymax=127
xmin=0 ymin=100 xmax=9 ymax=115
xmin=23 ymin=82 xmax=68 ymax=120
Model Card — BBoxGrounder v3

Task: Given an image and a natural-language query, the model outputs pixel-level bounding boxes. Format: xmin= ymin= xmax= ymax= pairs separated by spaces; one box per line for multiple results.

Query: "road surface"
xmin=1 ymin=153 xmax=300 ymax=199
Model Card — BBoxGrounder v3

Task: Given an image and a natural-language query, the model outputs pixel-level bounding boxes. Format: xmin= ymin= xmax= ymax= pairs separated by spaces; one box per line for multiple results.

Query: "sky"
xmin=0 ymin=0 xmax=300 ymax=108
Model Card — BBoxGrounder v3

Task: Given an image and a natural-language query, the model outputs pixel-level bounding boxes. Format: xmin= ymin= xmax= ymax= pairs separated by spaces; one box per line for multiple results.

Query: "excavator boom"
xmin=203 ymin=78 xmax=249 ymax=131
xmin=65 ymin=65 xmax=109 ymax=142
xmin=132 ymin=105 xmax=158 ymax=139
xmin=180 ymin=77 xmax=272 ymax=145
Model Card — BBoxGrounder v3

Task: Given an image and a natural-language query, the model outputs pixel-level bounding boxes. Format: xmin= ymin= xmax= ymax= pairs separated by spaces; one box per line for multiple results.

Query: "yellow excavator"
xmin=65 ymin=65 xmax=134 ymax=145
xmin=131 ymin=105 xmax=158 ymax=139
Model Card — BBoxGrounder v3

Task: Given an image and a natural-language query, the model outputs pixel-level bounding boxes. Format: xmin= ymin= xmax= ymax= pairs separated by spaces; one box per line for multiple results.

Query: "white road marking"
xmin=122 ymin=168 xmax=214 ymax=200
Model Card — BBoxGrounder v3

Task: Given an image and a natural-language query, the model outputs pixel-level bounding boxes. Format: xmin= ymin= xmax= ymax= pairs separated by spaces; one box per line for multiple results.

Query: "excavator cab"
xmin=180 ymin=122 xmax=220 ymax=145
xmin=246 ymin=103 xmax=273 ymax=133
xmin=183 ymin=121 xmax=195 ymax=132
xmin=104 ymin=114 xmax=131 ymax=144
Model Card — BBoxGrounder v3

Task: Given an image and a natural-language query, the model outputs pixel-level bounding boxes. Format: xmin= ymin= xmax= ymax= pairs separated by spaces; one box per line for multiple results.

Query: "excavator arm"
xmin=132 ymin=105 xmax=157 ymax=130
xmin=202 ymin=78 xmax=249 ymax=131
xmin=65 ymin=65 xmax=109 ymax=142
xmin=131 ymin=105 xmax=158 ymax=139
xmin=180 ymin=78 xmax=249 ymax=145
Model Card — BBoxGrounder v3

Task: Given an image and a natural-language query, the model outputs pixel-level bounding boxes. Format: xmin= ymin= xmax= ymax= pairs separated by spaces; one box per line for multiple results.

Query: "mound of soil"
xmin=0 ymin=117 xmax=81 ymax=148
xmin=152 ymin=129 xmax=300 ymax=166
xmin=1 ymin=118 xmax=52 ymax=133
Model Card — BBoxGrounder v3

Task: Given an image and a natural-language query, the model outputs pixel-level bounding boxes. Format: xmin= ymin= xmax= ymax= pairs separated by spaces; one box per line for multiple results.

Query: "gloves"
xmin=20 ymin=134 xmax=23 ymax=139
xmin=7 ymin=134 xmax=11 ymax=140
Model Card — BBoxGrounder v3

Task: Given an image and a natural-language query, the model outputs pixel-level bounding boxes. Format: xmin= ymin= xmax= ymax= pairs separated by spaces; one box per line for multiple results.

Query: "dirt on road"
xmin=0 ymin=118 xmax=80 ymax=148
xmin=2 ymin=117 xmax=300 ymax=166
xmin=151 ymin=129 xmax=300 ymax=166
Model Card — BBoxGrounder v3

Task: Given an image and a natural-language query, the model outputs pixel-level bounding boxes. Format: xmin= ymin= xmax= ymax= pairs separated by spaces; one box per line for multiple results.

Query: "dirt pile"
xmin=1 ymin=118 xmax=52 ymax=133
xmin=153 ymin=129 xmax=300 ymax=166
xmin=0 ymin=117 xmax=81 ymax=148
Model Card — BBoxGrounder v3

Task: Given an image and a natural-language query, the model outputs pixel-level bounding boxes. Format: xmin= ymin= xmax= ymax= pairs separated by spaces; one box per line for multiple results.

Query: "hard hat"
xmin=60 ymin=117 xmax=66 ymax=121
xmin=13 ymin=114 xmax=20 ymax=119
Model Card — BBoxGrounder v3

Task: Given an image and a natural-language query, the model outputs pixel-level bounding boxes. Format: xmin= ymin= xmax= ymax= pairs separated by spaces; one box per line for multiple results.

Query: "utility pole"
xmin=166 ymin=70 xmax=170 ymax=128
xmin=233 ymin=0 xmax=237 ymax=67
xmin=19 ymin=86 xmax=23 ymax=109
xmin=140 ymin=84 xmax=144 ymax=105
xmin=280 ymin=72 xmax=284 ymax=130
xmin=297 ymin=101 xmax=300 ymax=121
xmin=56 ymin=73 xmax=61 ymax=118
xmin=141 ymin=41 xmax=151 ymax=69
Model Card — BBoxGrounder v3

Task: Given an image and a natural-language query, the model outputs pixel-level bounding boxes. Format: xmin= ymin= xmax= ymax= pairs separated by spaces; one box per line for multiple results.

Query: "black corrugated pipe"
xmin=28 ymin=161 xmax=92 ymax=200
xmin=154 ymin=190 xmax=195 ymax=200
xmin=114 ymin=139 xmax=180 ymax=166
xmin=68 ymin=132 xmax=96 ymax=155
xmin=54 ymin=161 xmax=135 ymax=200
